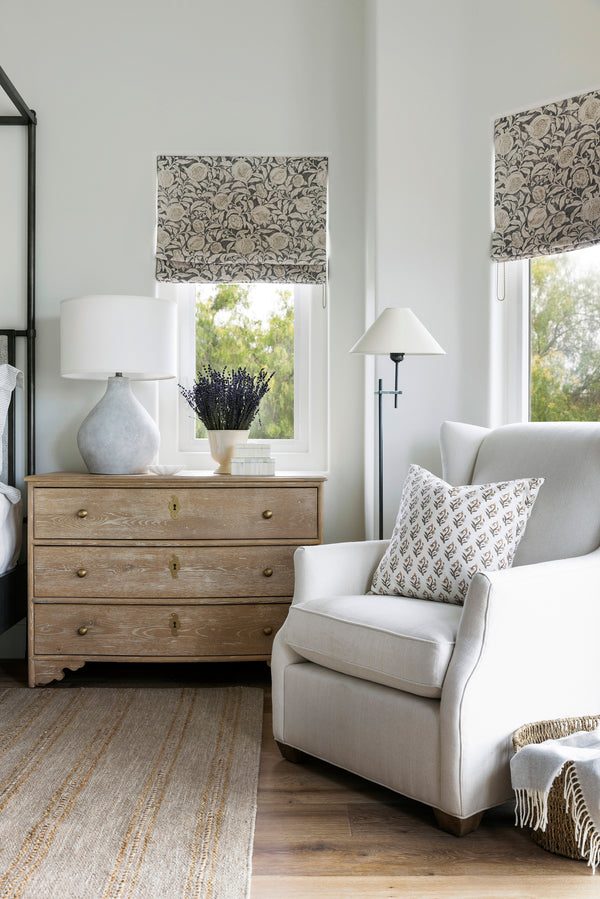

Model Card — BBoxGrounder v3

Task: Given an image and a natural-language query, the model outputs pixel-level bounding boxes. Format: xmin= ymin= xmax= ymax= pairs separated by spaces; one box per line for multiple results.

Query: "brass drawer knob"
xmin=77 ymin=626 xmax=88 ymax=636
xmin=262 ymin=510 xmax=273 ymax=519
xmin=263 ymin=567 xmax=273 ymax=578
xmin=76 ymin=568 xmax=87 ymax=578
xmin=76 ymin=509 xmax=88 ymax=519
xmin=263 ymin=626 xmax=273 ymax=636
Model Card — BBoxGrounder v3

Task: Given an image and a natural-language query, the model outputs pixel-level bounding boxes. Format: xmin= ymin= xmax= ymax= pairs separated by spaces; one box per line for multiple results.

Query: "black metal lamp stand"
xmin=349 ymin=307 xmax=446 ymax=541
xmin=376 ymin=353 xmax=404 ymax=540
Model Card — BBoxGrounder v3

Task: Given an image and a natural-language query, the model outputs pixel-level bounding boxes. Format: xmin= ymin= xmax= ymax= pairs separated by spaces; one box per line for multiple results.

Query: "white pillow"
xmin=0 ymin=365 xmax=22 ymax=480
xmin=370 ymin=464 xmax=544 ymax=604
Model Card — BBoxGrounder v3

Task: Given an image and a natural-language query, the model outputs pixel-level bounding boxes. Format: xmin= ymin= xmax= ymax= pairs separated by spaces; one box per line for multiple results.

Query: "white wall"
xmin=4 ymin=0 xmax=600 ymax=548
xmin=367 ymin=0 xmax=600 ymax=538
xmin=0 ymin=0 xmax=367 ymax=543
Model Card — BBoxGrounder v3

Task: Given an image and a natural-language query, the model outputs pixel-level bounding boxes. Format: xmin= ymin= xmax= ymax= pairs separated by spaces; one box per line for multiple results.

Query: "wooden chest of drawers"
xmin=26 ymin=472 xmax=325 ymax=687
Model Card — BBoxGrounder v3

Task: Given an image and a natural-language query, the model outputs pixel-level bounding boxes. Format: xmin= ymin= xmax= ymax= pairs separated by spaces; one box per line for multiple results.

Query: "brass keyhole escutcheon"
xmin=263 ymin=626 xmax=273 ymax=636
xmin=169 ymin=613 xmax=181 ymax=637
xmin=262 ymin=510 xmax=273 ymax=520
xmin=77 ymin=626 xmax=88 ymax=636
xmin=169 ymin=555 xmax=181 ymax=579
xmin=263 ymin=567 xmax=273 ymax=578
xmin=169 ymin=496 xmax=180 ymax=520
xmin=77 ymin=509 xmax=88 ymax=519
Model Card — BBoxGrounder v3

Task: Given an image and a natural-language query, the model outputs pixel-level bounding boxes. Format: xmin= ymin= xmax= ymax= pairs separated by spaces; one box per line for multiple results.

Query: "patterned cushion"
xmin=370 ymin=465 xmax=544 ymax=604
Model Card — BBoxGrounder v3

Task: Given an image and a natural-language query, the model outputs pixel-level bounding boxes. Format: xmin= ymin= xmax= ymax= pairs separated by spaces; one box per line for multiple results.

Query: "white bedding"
xmin=0 ymin=365 xmax=22 ymax=481
xmin=0 ymin=364 xmax=23 ymax=574
xmin=0 ymin=489 xmax=22 ymax=576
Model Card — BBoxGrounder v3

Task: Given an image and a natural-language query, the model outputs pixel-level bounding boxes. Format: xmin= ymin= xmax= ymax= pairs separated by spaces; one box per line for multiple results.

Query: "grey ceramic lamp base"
xmin=77 ymin=375 xmax=160 ymax=474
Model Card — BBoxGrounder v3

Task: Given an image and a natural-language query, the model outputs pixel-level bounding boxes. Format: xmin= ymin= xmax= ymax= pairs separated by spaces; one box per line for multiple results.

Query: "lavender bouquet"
xmin=179 ymin=365 xmax=274 ymax=431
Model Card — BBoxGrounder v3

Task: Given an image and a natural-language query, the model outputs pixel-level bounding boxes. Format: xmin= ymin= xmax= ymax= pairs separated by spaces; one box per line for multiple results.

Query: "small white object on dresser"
xmin=231 ymin=442 xmax=276 ymax=475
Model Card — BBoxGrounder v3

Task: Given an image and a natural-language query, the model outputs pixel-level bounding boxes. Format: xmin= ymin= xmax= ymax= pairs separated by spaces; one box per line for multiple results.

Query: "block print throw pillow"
xmin=370 ymin=465 xmax=544 ymax=604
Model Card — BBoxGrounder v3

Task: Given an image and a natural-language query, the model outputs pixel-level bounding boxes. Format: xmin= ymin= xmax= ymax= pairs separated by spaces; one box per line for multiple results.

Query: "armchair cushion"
xmin=370 ymin=464 xmax=543 ymax=604
xmin=285 ymin=594 xmax=462 ymax=698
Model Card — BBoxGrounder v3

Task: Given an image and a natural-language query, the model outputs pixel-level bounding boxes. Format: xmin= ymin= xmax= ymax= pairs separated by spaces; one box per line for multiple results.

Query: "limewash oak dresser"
xmin=26 ymin=472 xmax=324 ymax=687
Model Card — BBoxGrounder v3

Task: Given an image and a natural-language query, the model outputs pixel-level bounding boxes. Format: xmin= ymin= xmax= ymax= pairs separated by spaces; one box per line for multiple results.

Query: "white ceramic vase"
xmin=206 ymin=429 xmax=250 ymax=474
xmin=77 ymin=375 xmax=159 ymax=474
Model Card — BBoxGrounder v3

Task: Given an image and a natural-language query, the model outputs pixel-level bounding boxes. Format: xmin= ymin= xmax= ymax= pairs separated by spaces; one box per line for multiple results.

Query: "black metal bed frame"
xmin=0 ymin=66 xmax=36 ymax=636
xmin=0 ymin=64 xmax=36 ymax=479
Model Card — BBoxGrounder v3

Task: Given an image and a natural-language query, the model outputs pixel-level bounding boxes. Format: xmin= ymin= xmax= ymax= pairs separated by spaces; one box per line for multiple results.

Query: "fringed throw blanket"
xmin=510 ymin=727 xmax=600 ymax=872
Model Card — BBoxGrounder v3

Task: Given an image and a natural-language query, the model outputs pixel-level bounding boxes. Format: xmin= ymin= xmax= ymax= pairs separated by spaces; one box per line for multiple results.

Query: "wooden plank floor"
xmin=0 ymin=660 xmax=595 ymax=898
xmin=253 ymin=700 xmax=597 ymax=898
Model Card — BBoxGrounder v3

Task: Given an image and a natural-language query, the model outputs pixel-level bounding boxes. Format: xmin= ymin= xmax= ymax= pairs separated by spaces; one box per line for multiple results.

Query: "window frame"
xmin=495 ymin=249 xmax=600 ymax=425
xmin=491 ymin=259 xmax=530 ymax=426
xmin=156 ymin=282 xmax=329 ymax=472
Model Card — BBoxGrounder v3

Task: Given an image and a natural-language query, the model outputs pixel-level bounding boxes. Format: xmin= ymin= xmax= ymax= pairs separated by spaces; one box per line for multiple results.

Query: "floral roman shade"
xmin=491 ymin=89 xmax=600 ymax=262
xmin=155 ymin=155 xmax=328 ymax=283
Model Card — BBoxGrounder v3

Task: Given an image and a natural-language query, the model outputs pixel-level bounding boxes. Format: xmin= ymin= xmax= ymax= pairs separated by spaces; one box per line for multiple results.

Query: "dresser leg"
xmin=27 ymin=656 xmax=36 ymax=688
xmin=29 ymin=658 xmax=87 ymax=687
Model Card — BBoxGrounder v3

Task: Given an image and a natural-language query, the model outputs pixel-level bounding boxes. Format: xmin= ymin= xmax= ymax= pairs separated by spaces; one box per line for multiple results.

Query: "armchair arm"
xmin=440 ymin=547 xmax=600 ymax=817
xmin=271 ymin=539 xmax=388 ymax=742
xmin=291 ymin=540 xmax=390 ymax=606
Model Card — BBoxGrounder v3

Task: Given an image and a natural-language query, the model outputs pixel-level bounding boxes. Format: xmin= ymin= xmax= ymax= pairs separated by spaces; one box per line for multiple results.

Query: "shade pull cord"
xmin=496 ymin=262 xmax=506 ymax=302
xmin=322 ymin=283 xmax=327 ymax=310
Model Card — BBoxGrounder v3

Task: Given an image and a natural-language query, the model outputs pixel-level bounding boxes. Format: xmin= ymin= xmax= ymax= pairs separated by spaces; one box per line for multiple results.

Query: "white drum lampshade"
xmin=60 ymin=295 xmax=177 ymax=474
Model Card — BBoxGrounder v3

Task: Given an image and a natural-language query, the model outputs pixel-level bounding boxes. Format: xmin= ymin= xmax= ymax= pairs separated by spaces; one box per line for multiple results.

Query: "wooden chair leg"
xmin=433 ymin=809 xmax=484 ymax=836
xmin=276 ymin=740 xmax=309 ymax=763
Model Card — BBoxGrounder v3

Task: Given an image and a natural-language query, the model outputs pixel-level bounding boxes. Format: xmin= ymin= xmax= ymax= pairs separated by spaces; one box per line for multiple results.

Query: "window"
xmin=190 ymin=283 xmax=295 ymax=439
xmin=495 ymin=244 xmax=600 ymax=424
xmin=154 ymin=155 xmax=329 ymax=469
xmin=157 ymin=282 xmax=328 ymax=471
xmin=530 ymin=246 xmax=600 ymax=421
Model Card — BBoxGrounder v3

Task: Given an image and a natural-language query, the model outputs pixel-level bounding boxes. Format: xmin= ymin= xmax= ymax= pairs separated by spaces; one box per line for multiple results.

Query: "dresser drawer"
xmin=33 ymin=545 xmax=296 ymax=599
xmin=34 ymin=602 xmax=289 ymax=657
xmin=32 ymin=487 xmax=318 ymax=541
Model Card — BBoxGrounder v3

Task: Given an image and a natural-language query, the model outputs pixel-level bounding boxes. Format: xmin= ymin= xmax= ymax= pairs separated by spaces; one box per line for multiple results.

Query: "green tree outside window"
xmin=194 ymin=284 xmax=295 ymax=438
xmin=530 ymin=249 xmax=600 ymax=421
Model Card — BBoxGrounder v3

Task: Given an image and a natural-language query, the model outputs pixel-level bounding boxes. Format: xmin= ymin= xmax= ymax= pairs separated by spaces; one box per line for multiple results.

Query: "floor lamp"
xmin=351 ymin=307 xmax=445 ymax=540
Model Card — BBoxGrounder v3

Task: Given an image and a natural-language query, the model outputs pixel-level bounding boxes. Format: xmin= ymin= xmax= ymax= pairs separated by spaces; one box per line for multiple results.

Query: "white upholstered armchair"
xmin=271 ymin=421 xmax=600 ymax=834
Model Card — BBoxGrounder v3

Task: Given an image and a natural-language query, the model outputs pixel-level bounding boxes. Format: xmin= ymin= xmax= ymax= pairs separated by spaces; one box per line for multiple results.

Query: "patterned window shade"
xmin=155 ymin=155 xmax=328 ymax=283
xmin=491 ymin=89 xmax=600 ymax=262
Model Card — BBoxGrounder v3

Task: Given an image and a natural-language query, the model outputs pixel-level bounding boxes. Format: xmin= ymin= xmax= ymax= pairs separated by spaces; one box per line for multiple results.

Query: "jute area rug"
xmin=0 ymin=685 xmax=263 ymax=899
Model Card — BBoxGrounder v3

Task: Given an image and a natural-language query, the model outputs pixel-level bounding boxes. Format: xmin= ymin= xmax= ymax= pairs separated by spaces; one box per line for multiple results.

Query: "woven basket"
xmin=512 ymin=714 xmax=600 ymax=859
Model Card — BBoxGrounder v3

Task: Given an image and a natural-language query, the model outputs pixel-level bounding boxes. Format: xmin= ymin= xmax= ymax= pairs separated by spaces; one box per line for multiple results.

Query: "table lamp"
xmin=351 ymin=307 xmax=445 ymax=539
xmin=60 ymin=295 xmax=177 ymax=474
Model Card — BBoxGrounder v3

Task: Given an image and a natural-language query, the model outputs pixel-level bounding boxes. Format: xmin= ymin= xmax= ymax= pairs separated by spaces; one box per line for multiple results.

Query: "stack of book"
xmin=230 ymin=443 xmax=275 ymax=476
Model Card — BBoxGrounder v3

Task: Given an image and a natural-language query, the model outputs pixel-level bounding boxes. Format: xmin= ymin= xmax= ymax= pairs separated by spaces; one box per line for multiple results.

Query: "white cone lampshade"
xmin=350 ymin=307 xmax=445 ymax=356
